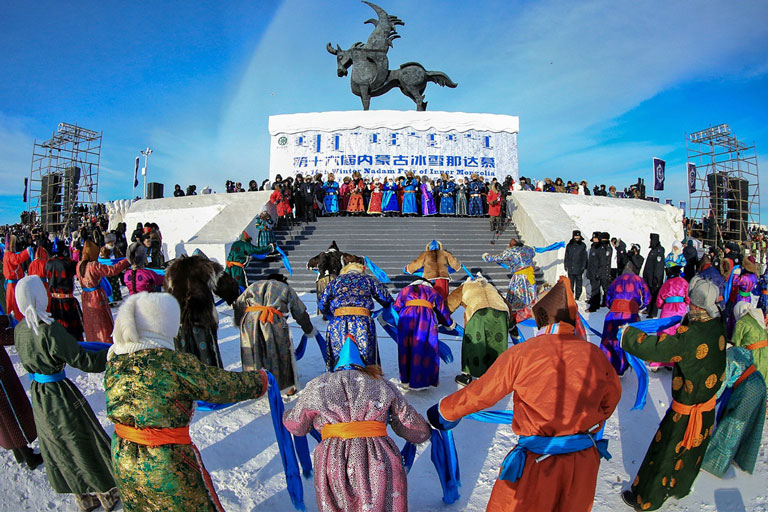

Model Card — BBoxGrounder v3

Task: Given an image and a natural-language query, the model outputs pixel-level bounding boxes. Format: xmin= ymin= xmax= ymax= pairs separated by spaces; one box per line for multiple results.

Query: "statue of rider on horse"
xmin=327 ymin=1 xmax=457 ymax=111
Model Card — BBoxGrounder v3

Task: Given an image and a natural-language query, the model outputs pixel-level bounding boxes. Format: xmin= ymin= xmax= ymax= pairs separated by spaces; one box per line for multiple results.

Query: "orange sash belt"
xmin=114 ymin=423 xmax=192 ymax=446
xmin=514 ymin=266 xmax=535 ymax=285
xmin=734 ymin=365 xmax=756 ymax=388
xmin=610 ymin=299 xmax=639 ymax=314
xmin=405 ymin=299 xmax=434 ymax=308
xmin=51 ymin=292 xmax=74 ymax=299
xmin=746 ymin=340 xmax=768 ymax=350
xmin=226 ymin=261 xmax=245 ymax=268
xmin=334 ymin=307 xmax=371 ymax=317
xmin=670 ymin=394 xmax=717 ymax=451
xmin=321 ymin=420 xmax=387 ymax=441
xmin=244 ymin=305 xmax=283 ymax=323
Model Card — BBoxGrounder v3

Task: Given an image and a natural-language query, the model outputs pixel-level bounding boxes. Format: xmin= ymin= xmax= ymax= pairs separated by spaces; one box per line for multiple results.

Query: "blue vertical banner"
xmin=687 ymin=162 xmax=696 ymax=193
xmin=653 ymin=157 xmax=665 ymax=191
xmin=679 ymin=201 xmax=686 ymax=215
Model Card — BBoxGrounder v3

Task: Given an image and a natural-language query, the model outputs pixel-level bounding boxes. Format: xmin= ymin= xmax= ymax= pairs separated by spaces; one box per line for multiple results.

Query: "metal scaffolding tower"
xmin=28 ymin=122 xmax=102 ymax=233
xmin=686 ymin=124 xmax=760 ymax=248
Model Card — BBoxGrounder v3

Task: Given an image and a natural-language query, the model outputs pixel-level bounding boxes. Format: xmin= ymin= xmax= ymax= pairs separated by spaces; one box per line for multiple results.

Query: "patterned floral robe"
xmin=393 ymin=284 xmax=452 ymax=389
xmin=319 ymin=272 xmax=393 ymax=370
xmin=651 ymin=276 xmax=690 ymax=369
xmin=225 ymin=239 xmax=271 ymax=289
xmin=283 ymin=370 xmax=431 ymax=512
xmin=77 ymin=259 xmax=130 ymax=343
xmin=600 ymin=273 xmax=651 ymax=375
xmin=106 ymin=349 xmax=267 ymax=512
xmin=234 ymin=280 xmax=313 ymax=390
xmin=254 ymin=217 xmax=276 ymax=250
xmin=368 ymin=183 xmax=383 ymax=214
xmin=622 ymin=313 xmax=726 ymax=511
xmin=455 ymin=183 xmax=468 ymax=216
xmin=482 ymin=245 xmax=537 ymax=318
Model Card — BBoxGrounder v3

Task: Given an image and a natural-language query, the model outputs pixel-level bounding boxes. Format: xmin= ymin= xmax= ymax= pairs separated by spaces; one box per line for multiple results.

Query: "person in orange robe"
xmin=76 ymin=240 xmax=130 ymax=343
xmin=428 ymin=277 xmax=621 ymax=512
xmin=3 ymin=235 xmax=31 ymax=320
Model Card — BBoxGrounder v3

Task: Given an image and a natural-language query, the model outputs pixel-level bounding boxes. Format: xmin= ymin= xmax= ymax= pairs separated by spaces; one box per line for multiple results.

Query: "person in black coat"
xmin=599 ymin=232 xmax=614 ymax=307
xmin=682 ymin=239 xmax=698 ymax=282
xmin=642 ymin=233 xmax=666 ymax=318
xmin=586 ymin=231 xmax=607 ymax=312
xmin=173 ymin=184 xmax=185 ymax=197
xmin=130 ymin=222 xmax=144 ymax=243
xmin=293 ymin=174 xmax=316 ymax=222
xmin=564 ymin=229 xmax=587 ymax=299
xmin=611 ymin=237 xmax=628 ymax=280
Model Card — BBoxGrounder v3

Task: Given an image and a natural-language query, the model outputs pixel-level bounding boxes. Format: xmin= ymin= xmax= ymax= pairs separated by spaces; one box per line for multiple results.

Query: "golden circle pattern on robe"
xmin=705 ymin=374 xmax=718 ymax=388
xmin=696 ymin=343 xmax=709 ymax=359
xmin=659 ymin=333 xmax=668 ymax=342
xmin=693 ymin=435 xmax=704 ymax=448
xmin=677 ymin=325 xmax=689 ymax=334
xmin=672 ymin=377 xmax=683 ymax=390
xmin=670 ymin=477 xmax=676 ymax=488
xmin=633 ymin=476 xmax=640 ymax=486
xmin=637 ymin=333 xmax=647 ymax=344
xmin=654 ymin=430 xmax=662 ymax=442
xmin=670 ymin=355 xmax=682 ymax=363
xmin=662 ymin=476 xmax=668 ymax=486
xmin=675 ymin=441 xmax=684 ymax=453
xmin=684 ymin=379 xmax=694 ymax=393
xmin=675 ymin=459 xmax=684 ymax=471
xmin=672 ymin=412 xmax=683 ymax=422
xmin=718 ymin=335 xmax=726 ymax=350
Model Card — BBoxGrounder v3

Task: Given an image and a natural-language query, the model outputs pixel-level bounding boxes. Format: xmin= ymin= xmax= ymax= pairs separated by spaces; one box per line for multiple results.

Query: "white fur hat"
xmin=109 ymin=292 xmax=180 ymax=361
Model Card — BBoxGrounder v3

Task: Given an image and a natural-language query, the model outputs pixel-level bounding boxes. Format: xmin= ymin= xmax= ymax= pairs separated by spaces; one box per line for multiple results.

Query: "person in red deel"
xmin=3 ymin=235 xmax=32 ymax=321
xmin=487 ymin=182 xmax=502 ymax=233
xmin=427 ymin=277 xmax=621 ymax=512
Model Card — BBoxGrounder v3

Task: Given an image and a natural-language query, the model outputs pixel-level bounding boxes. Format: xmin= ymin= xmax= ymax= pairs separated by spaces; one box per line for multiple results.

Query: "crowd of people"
xmin=0 ymin=198 xmax=766 ymax=512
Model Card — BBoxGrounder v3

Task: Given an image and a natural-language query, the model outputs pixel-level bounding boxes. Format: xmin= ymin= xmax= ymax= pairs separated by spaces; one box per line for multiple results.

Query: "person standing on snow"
xmin=642 ymin=233 xmax=666 ymax=318
xmin=564 ymin=230 xmax=587 ymax=300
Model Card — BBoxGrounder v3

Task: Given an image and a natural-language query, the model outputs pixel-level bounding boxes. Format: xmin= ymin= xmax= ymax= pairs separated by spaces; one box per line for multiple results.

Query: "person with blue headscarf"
xmin=404 ymin=240 xmax=462 ymax=301
xmin=283 ymin=335 xmax=430 ymax=512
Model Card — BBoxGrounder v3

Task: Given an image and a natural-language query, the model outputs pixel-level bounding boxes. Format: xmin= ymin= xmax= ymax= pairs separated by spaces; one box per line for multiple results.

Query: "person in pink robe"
xmin=76 ymin=241 xmax=130 ymax=343
xmin=283 ymin=336 xmax=431 ymax=512
xmin=650 ymin=265 xmax=690 ymax=370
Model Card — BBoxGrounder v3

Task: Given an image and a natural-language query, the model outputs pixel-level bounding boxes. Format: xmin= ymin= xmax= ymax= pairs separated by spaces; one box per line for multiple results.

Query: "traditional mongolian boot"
xmin=96 ymin=488 xmax=120 ymax=512
xmin=74 ymin=493 xmax=100 ymax=512
xmin=20 ymin=445 xmax=43 ymax=470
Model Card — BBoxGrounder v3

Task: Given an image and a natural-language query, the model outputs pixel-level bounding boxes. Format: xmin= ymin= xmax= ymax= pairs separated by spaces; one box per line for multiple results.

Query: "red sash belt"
xmin=244 ymin=305 xmax=283 ymax=324
xmin=610 ymin=299 xmax=639 ymax=314
xmin=226 ymin=261 xmax=245 ymax=268
xmin=746 ymin=340 xmax=768 ymax=351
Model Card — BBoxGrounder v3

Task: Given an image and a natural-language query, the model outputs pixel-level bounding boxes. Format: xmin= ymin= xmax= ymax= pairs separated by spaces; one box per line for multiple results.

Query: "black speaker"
xmin=41 ymin=173 xmax=63 ymax=231
xmin=146 ymin=182 xmax=164 ymax=199
xmin=63 ymin=166 xmax=80 ymax=213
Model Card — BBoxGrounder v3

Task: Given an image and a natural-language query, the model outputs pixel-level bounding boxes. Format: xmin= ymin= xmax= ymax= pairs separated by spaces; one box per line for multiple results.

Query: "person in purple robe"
xmin=283 ymin=335 xmax=431 ymax=512
xmin=420 ymin=178 xmax=438 ymax=216
xmin=393 ymin=278 xmax=453 ymax=389
xmin=599 ymin=261 xmax=651 ymax=375
xmin=726 ymin=255 xmax=758 ymax=338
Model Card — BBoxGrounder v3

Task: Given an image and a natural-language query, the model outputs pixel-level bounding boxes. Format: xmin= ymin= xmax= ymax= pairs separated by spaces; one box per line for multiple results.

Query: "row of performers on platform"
xmin=269 ymin=171 xmax=501 ymax=218
xmin=2 ymin=232 xmax=765 ymax=511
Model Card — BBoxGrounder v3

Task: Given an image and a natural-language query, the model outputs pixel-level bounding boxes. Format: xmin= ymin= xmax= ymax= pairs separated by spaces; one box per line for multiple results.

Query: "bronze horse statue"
xmin=327 ymin=1 xmax=457 ymax=111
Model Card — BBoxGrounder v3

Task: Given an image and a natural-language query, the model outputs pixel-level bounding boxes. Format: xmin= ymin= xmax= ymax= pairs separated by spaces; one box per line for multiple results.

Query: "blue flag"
xmin=364 ymin=256 xmax=390 ymax=283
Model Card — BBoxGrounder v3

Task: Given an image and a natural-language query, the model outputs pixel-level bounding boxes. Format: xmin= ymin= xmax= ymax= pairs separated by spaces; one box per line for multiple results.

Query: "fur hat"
xmin=742 ymin=255 xmax=757 ymax=274
xmin=688 ymin=277 xmax=720 ymax=318
xmin=109 ymin=292 xmax=180 ymax=361
xmin=104 ymin=233 xmax=116 ymax=244
xmin=127 ymin=242 xmax=147 ymax=268
xmin=572 ymin=230 xmax=582 ymax=239
xmin=81 ymin=240 xmax=100 ymax=262
xmin=340 ymin=262 xmax=365 ymax=275
xmin=532 ymin=276 xmax=583 ymax=336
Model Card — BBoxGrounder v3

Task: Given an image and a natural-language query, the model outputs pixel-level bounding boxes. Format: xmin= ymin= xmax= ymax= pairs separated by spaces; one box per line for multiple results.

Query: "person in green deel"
xmin=14 ymin=275 xmax=119 ymax=512
xmin=620 ymin=277 xmax=726 ymax=511
xmin=224 ymin=231 xmax=274 ymax=289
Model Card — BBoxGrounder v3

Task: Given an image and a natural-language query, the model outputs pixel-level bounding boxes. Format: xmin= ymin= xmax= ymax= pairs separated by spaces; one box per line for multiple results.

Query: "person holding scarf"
xmin=105 ymin=292 xmax=268 ymax=511
xmin=731 ymin=301 xmax=768 ymax=385
xmin=14 ymin=276 xmax=119 ymax=511
xmin=701 ymin=346 xmax=765 ymax=478
xmin=649 ymin=264 xmax=690 ymax=371
xmin=45 ymin=243 xmax=84 ymax=340
xmin=3 ymin=234 xmax=31 ymax=321
xmin=393 ymin=277 xmax=452 ymax=389
xmin=725 ymin=255 xmax=758 ymax=338
xmin=319 ymin=262 xmax=393 ymax=370
xmin=234 ymin=273 xmax=316 ymax=394
xmin=224 ymin=231 xmax=273 ymax=290
xmin=482 ymin=238 xmax=537 ymax=324
xmin=599 ymin=262 xmax=651 ymax=376
xmin=283 ymin=335 xmax=431 ymax=512
xmin=621 ymin=277 xmax=726 ymax=511
xmin=77 ymin=240 xmax=130 ymax=344
xmin=427 ymin=277 xmax=621 ymax=512
xmin=123 ymin=242 xmax=164 ymax=295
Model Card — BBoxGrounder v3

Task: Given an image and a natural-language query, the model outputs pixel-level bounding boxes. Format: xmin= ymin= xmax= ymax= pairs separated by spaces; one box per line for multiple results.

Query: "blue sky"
xmin=1 ymin=0 xmax=767 ymax=225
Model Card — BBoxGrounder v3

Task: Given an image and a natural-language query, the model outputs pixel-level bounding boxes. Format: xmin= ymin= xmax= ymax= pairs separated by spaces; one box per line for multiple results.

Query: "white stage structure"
xmin=268 ymin=110 xmax=518 ymax=182
xmin=122 ymin=192 xmax=273 ymax=264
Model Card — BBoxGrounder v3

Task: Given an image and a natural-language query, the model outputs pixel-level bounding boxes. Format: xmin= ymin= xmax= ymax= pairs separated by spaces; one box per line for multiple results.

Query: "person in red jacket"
xmin=3 ymin=235 xmax=31 ymax=321
xmin=487 ymin=182 xmax=502 ymax=233
xmin=428 ymin=277 xmax=621 ymax=512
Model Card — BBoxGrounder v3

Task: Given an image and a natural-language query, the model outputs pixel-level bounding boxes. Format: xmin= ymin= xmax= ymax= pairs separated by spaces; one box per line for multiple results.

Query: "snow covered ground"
xmin=1 ymin=290 xmax=766 ymax=511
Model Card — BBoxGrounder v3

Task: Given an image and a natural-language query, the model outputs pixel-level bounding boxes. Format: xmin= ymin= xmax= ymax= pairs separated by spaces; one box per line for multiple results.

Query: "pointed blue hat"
xmin=334 ymin=334 xmax=365 ymax=371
